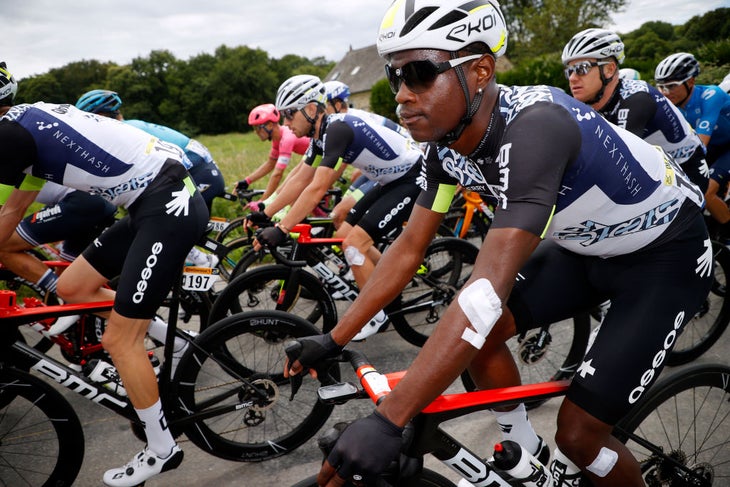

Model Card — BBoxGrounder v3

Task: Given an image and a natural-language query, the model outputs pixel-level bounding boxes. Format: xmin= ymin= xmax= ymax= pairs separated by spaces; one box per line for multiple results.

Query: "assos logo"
xmin=133 ymin=242 xmax=163 ymax=304
xmin=628 ymin=310 xmax=684 ymax=404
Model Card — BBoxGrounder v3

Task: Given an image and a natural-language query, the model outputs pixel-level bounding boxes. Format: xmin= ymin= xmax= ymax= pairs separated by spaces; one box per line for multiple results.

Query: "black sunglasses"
xmin=281 ymin=108 xmax=298 ymax=120
xmin=385 ymin=54 xmax=482 ymax=94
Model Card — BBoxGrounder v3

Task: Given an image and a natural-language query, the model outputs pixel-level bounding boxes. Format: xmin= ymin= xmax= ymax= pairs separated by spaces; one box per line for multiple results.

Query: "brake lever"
xmin=284 ymin=340 xmax=304 ymax=400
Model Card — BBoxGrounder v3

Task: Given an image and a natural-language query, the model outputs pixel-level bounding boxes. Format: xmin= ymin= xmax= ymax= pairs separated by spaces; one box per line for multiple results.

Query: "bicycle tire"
xmin=614 ymin=362 xmax=730 ymax=485
xmin=290 ymin=468 xmax=456 ymax=487
xmin=215 ymin=215 xmax=249 ymax=244
xmin=174 ymin=310 xmax=340 ymax=462
xmin=0 ymin=366 xmax=85 ymax=486
xmin=206 ymin=264 xmax=338 ymax=333
xmin=389 ymin=237 xmax=479 ymax=347
xmin=666 ymin=241 xmax=730 ymax=366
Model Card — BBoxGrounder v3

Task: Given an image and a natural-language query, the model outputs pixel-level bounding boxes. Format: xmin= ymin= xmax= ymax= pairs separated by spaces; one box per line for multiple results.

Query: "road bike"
xmin=0 ymin=271 xmax=336 ymax=485
xmin=279 ymin=316 xmax=730 ymax=486
xmin=207 ymin=223 xmax=479 ymax=346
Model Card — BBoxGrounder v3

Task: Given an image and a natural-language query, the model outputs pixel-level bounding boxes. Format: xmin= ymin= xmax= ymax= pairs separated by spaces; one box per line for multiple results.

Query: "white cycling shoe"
xmin=103 ymin=444 xmax=183 ymax=487
xmin=352 ymin=310 xmax=388 ymax=341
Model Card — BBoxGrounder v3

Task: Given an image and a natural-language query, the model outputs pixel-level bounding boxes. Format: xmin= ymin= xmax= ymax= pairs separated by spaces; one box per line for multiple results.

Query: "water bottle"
xmin=84 ymin=359 xmax=127 ymax=396
xmin=492 ymin=440 xmax=552 ymax=487
xmin=550 ymin=447 xmax=588 ymax=486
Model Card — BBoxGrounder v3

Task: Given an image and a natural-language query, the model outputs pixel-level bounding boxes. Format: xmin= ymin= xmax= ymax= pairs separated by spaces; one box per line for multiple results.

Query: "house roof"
xmin=324 ymin=45 xmax=387 ymax=95
xmin=324 ymin=44 xmax=513 ymax=95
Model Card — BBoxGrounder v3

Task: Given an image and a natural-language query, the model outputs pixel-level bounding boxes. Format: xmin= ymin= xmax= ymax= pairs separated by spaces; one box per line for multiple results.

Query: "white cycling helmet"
xmin=377 ymin=0 xmax=508 ymax=58
xmin=619 ymin=68 xmax=641 ymax=80
xmin=0 ymin=62 xmax=18 ymax=105
xmin=720 ymin=72 xmax=730 ymax=94
xmin=655 ymin=53 xmax=700 ymax=83
xmin=275 ymin=74 xmax=326 ymax=111
xmin=323 ymin=81 xmax=351 ymax=103
xmin=562 ymin=28 xmax=625 ymax=65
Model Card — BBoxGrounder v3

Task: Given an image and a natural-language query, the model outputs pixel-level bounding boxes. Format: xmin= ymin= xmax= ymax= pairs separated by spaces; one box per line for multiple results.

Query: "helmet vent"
xmin=401 ymin=7 xmax=438 ymax=37
xmin=429 ymin=10 xmax=467 ymax=30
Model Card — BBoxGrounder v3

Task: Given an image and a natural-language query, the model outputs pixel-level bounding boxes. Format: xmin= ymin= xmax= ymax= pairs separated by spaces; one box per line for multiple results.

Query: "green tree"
xmin=502 ymin=0 xmax=628 ymax=59
xmin=370 ymin=78 xmax=398 ymax=121
xmin=14 ymin=74 xmax=64 ymax=104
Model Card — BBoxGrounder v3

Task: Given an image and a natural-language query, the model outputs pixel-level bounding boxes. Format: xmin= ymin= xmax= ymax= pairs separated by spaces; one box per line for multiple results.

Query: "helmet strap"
xmin=439 ymin=52 xmax=484 ymax=146
xmin=675 ymin=82 xmax=692 ymax=107
xmin=585 ymin=64 xmax=614 ymax=106
xmin=303 ymin=104 xmax=324 ymax=138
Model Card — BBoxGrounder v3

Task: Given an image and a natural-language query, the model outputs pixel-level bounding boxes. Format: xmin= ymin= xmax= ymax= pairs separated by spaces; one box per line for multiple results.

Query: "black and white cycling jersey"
xmin=303 ymin=109 xmax=422 ymax=186
xmin=417 ymin=85 xmax=705 ymax=258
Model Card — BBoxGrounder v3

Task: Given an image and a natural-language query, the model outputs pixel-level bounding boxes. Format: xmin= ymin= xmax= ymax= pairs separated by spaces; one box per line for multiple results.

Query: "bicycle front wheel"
xmin=0 ymin=366 xmax=84 ymax=486
xmin=174 ymin=310 xmax=340 ymax=461
xmin=206 ymin=264 xmax=338 ymax=333
xmin=615 ymin=362 xmax=730 ymax=486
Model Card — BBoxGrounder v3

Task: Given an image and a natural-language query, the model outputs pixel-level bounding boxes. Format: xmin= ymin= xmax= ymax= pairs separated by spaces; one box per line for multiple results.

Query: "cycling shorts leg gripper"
xmin=344 ymin=246 xmax=366 ymax=266
xmin=457 ymin=278 xmax=502 ymax=349
xmin=586 ymin=447 xmax=618 ymax=477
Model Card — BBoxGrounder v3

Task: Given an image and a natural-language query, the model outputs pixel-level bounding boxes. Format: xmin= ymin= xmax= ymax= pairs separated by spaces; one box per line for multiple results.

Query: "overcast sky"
xmin=5 ymin=0 xmax=728 ymax=80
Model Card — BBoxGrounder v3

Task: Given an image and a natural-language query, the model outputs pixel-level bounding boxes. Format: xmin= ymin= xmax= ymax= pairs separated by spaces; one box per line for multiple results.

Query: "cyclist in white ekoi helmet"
xmin=562 ymin=30 xmax=708 ymax=193
xmin=284 ymin=2 xmax=712 ymax=486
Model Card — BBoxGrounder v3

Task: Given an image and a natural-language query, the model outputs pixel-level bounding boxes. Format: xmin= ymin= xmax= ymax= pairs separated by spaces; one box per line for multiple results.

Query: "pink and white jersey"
xmin=270 ymin=126 xmax=310 ymax=169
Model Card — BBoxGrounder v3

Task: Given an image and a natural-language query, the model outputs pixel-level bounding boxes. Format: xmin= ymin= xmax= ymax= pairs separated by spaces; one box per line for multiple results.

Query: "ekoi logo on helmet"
xmin=446 ymin=12 xmax=500 ymax=43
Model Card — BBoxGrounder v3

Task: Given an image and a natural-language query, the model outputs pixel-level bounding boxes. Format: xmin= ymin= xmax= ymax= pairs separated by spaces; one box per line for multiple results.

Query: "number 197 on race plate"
xmin=181 ymin=266 xmax=220 ymax=291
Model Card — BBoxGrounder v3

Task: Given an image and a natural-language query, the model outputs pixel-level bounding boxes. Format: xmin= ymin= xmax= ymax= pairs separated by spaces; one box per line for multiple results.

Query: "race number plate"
xmin=182 ymin=266 xmax=220 ymax=291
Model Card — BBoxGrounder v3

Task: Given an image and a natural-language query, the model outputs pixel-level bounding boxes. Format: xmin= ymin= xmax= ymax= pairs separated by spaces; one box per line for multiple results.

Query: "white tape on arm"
xmin=457 ymin=278 xmax=503 ymax=349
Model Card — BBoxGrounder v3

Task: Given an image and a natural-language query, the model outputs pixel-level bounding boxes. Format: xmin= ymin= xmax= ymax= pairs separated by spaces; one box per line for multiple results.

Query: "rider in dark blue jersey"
xmin=286 ymin=2 xmax=712 ymax=486
xmin=0 ymin=66 xmax=117 ymax=295
xmin=0 ymin=100 xmax=208 ymax=487
xmin=563 ymin=29 xmax=709 ymax=193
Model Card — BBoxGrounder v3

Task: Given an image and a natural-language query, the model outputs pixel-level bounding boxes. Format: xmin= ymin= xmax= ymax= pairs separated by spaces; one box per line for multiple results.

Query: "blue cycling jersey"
xmin=680 ymin=85 xmax=730 ymax=147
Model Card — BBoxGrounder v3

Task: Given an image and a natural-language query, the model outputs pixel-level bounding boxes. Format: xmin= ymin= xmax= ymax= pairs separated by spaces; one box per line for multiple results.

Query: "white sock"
xmin=491 ymin=404 xmax=540 ymax=455
xmin=135 ymin=398 xmax=176 ymax=457
xmin=147 ymin=317 xmax=187 ymax=353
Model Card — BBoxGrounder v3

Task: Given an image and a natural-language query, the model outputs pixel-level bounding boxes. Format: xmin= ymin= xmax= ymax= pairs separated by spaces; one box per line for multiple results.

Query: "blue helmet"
xmin=323 ymin=81 xmax=350 ymax=103
xmin=75 ymin=89 xmax=122 ymax=115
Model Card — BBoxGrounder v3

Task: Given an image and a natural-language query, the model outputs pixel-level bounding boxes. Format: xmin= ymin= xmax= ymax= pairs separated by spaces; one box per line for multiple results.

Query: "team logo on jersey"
xmin=31 ymin=205 xmax=62 ymax=223
xmin=36 ymin=121 xmax=59 ymax=131
xmin=553 ymin=199 xmax=680 ymax=246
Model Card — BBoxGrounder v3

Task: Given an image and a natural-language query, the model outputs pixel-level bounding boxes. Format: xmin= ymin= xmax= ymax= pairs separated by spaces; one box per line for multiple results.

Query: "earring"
xmin=477 ymin=88 xmax=484 ymax=94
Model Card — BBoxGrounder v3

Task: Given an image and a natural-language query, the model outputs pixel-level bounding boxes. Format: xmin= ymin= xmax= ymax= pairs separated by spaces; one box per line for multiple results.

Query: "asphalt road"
xmin=54 ymin=313 xmax=729 ymax=487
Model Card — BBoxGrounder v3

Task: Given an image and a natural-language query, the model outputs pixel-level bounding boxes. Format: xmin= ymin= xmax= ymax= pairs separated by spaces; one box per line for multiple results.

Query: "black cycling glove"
xmin=236 ymin=179 xmax=250 ymax=191
xmin=295 ymin=333 xmax=343 ymax=370
xmin=246 ymin=211 xmax=272 ymax=227
xmin=256 ymin=225 xmax=288 ymax=247
xmin=326 ymin=411 xmax=404 ymax=483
